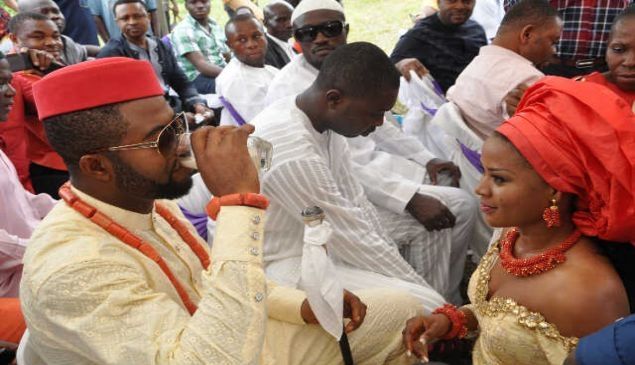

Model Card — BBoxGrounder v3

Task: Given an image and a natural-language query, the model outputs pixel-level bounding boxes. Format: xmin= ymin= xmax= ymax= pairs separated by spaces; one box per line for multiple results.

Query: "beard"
xmin=109 ymin=154 xmax=193 ymax=200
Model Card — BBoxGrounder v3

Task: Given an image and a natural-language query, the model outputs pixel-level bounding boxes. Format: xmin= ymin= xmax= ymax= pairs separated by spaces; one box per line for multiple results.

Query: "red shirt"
xmin=7 ymin=71 xmax=66 ymax=172
xmin=0 ymin=78 xmax=31 ymax=191
xmin=582 ymin=72 xmax=635 ymax=109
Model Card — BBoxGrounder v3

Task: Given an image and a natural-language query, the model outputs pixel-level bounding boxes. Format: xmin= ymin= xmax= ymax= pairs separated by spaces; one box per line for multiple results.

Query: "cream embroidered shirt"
xmin=19 ymin=187 xmax=306 ymax=365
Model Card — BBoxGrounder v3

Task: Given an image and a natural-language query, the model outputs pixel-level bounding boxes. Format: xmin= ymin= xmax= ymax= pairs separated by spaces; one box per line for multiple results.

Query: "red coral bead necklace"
xmin=499 ymin=228 xmax=582 ymax=277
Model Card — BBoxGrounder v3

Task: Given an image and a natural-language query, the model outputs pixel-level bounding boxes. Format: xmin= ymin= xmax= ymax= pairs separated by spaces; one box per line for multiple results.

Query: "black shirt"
xmin=390 ymin=14 xmax=487 ymax=93
xmin=264 ymin=34 xmax=291 ymax=70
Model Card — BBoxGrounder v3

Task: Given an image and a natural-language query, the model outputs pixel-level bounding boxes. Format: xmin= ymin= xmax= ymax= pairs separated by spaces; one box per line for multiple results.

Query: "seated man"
xmin=19 ymin=56 xmax=422 ymax=365
xmin=6 ymin=12 xmax=68 ymax=198
xmin=216 ymin=13 xmax=278 ymax=125
xmin=0 ymin=50 xmax=48 ymax=364
xmin=18 ymin=0 xmax=100 ymax=64
xmin=447 ymin=0 xmax=561 ymax=139
xmin=263 ymin=0 xmax=295 ymax=69
xmin=0 ymin=50 xmax=55 ymax=299
xmin=390 ymin=0 xmax=487 ymax=93
xmin=254 ymin=42 xmax=455 ymax=311
xmin=266 ymin=0 xmax=477 ymax=298
xmin=170 ymin=0 xmax=229 ymax=94
xmin=98 ymin=0 xmax=211 ymax=117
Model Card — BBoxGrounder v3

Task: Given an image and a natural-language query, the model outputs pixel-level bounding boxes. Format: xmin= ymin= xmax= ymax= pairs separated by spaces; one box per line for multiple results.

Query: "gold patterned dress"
xmin=467 ymin=244 xmax=579 ymax=365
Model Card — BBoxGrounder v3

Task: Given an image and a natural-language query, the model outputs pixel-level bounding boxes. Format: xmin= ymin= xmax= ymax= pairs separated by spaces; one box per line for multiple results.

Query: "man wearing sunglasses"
xmin=264 ymin=0 xmax=477 ymax=303
xmin=18 ymin=57 xmax=418 ymax=365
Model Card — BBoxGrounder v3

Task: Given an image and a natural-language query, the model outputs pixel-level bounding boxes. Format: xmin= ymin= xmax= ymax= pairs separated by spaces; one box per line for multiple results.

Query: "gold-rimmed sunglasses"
xmin=91 ymin=112 xmax=189 ymax=158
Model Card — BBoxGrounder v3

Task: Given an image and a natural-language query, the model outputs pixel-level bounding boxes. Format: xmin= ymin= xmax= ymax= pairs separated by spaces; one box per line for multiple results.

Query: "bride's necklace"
xmin=499 ymin=228 xmax=582 ymax=277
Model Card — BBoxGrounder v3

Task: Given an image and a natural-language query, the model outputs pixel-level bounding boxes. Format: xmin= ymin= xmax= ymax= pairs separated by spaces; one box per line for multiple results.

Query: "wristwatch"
xmin=301 ymin=206 xmax=325 ymax=227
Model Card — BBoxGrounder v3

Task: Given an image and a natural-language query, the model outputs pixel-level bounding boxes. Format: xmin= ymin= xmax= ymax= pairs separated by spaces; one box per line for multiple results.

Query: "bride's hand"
xmin=402 ymin=314 xmax=451 ymax=360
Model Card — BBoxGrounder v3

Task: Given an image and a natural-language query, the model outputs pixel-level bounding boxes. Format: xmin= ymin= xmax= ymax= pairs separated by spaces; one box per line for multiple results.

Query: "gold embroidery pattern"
xmin=472 ymin=244 xmax=579 ymax=353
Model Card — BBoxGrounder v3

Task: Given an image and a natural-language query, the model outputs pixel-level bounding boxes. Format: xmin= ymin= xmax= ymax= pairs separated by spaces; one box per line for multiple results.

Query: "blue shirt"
xmin=576 ymin=315 xmax=635 ymax=365
xmin=55 ymin=0 xmax=99 ymax=45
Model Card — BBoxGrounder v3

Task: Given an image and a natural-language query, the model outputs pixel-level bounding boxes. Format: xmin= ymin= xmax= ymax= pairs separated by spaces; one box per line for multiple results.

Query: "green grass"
xmin=176 ymin=0 xmax=423 ymax=53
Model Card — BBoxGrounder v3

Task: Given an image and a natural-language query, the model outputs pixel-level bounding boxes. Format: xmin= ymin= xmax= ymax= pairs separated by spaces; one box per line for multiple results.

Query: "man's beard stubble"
xmin=109 ymin=154 xmax=193 ymax=200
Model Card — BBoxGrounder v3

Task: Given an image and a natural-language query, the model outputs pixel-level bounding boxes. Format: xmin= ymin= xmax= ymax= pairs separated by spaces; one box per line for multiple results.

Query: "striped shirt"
xmin=252 ymin=97 xmax=425 ymax=286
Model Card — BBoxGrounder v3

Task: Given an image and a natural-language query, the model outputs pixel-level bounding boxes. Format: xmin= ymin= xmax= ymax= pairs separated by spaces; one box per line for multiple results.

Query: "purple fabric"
xmin=457 ymin=139 xmax=484 ymax=174
xmin=420 ymin=102 xmax=438 ymax=116
xmin=218 ymin=96 xmax=247 ymax=126
xmin=432 ymin=79 xmax=445 ymax=98
xmin=179 ymin=206 xmax=209 ymax=242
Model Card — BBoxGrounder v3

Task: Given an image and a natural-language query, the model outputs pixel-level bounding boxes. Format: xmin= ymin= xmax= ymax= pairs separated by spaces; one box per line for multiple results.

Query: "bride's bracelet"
xmin=433 ymin=304 xmax=468 ymax=340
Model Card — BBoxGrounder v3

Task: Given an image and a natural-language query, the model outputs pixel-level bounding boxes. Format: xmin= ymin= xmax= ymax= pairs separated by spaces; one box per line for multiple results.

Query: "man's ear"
xmin=78 ymin=154 xmax=114 ymax=183
xmin=344 ymin=23 xmax=350 ymax=35
xmin=325 ymin=89 xmax=343 ymax=109
xmin=9 ymin=33 xmax=18 ymax=45
xmin=519 ymin=24 xmax=535 ymax=45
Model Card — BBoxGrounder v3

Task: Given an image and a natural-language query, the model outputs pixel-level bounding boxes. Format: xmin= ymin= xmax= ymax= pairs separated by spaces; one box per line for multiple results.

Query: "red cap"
xmin=33 ymin=57 xmax=165 ymax=120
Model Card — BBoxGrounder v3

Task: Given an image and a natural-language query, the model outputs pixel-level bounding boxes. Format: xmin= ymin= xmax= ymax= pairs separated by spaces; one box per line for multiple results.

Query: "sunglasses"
xmin=293 ymin=20 xmax=346 ymax=42
xmin=92 ymin=112 xmax=189 ymax=158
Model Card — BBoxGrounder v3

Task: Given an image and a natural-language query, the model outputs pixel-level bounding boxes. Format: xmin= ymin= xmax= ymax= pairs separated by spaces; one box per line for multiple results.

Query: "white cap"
xmin=291 ymin=0 xmax=344 ymax=25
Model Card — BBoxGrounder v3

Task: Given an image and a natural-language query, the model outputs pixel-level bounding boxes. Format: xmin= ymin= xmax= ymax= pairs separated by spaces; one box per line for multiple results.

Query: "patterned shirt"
xmin=504 ymin=0 xmax=633 ymax=60
xmin=169 ymin=14 xmax=228 ymax=81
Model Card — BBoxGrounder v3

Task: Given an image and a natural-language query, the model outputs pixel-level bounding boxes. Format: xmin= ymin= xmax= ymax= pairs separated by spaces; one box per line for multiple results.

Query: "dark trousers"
xmin=193 ymin=73 xmax=216 ymax=94
xmin=29 ymin=162 xmax=69 ymax=199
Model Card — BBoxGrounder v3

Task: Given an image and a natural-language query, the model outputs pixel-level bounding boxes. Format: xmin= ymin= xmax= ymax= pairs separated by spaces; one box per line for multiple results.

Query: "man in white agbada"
xmin=263 ymin=0 xmax=477 ymax=301
xmin=254 ymin=41 xmax=452 ymax=314
xmin=215 ymin=13 xmax=279 ymax=126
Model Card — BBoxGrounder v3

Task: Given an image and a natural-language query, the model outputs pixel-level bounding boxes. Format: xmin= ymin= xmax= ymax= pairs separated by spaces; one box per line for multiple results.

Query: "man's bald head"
xmin=263 ymin=1 xmax=294 ymax=41
xmin=17 ymin=0 xmax=65 ymax=31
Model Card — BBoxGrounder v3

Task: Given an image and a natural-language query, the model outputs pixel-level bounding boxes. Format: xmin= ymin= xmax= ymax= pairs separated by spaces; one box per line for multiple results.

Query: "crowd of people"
xmin=0 ymin=0 xmax=634 ymax=364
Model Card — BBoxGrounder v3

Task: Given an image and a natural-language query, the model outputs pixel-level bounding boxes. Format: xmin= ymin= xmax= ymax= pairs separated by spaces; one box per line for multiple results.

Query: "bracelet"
xmin=432 ymin=304 xmax=468 ymax=340
xmin=206 ymin=193 xmax=269 ymax=220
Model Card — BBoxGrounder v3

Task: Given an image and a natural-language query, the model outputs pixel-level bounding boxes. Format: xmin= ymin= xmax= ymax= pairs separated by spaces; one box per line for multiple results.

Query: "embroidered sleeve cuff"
xmin=211 ymin=206 xmax=265 ymax=263
xmin=266 ymin=281 xmax=307 ymax=325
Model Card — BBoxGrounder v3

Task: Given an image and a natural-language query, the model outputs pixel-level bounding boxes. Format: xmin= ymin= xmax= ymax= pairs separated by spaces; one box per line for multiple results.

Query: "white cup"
xmin=178 ymin=133 xmax=273 ymax=173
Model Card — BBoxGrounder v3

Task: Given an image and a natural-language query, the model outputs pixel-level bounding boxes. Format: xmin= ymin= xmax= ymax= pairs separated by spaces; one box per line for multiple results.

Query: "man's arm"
xmin=370 ymin=122 xmax=437 ymax=168
xmin=93 ymin=16 xmax=110 ymax=43
xmin=162 ymin=45 xmax=207 ymax=111
xmin=25 ymin=205 xmax=267 ymax=364
xmin=264 ymin=157 xmax=424 ymax=285
xmin=184 ymin=51 xmax=224 ymax=78
xmin=149 ymin=10 xmax=160 ymax=37
xmin=85 ymin=45 xmax=101 ymax=57
xmin=87 ymin=0 xmax=109 ymax=43
xmin=0 ymin=230 xmax=27 ymax=296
